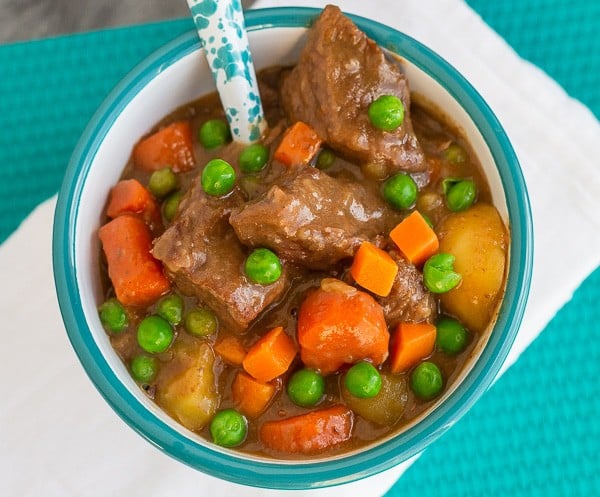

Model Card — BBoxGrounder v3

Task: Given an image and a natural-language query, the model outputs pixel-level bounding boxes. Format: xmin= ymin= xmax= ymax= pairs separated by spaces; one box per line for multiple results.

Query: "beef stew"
xmin=97 ymin=5 xmax=508 ymax=459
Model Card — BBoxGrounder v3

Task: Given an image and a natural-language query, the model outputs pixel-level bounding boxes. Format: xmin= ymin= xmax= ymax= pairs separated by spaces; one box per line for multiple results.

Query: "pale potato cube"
xmin=438 ymin=203 xmax=508 ymax=333
xmin=155 ymin=340 xmax=219 ymax=432
xmin=342 ymin=372 xmax=408 ymax=426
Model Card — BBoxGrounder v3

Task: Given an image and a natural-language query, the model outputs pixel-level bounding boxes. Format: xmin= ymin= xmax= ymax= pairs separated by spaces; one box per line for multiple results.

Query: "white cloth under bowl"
xmin=1 ymin=0 xmax=599 ymax=496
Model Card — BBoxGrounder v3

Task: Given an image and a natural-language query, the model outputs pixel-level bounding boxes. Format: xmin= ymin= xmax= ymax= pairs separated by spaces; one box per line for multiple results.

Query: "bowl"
xmin=53 ymin=7 xmax=533 ymax=490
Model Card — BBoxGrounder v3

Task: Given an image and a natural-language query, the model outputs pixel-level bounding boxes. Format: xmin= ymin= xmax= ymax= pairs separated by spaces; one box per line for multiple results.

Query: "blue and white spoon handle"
xmin=188 ymin=0 xmax=267 ymax=144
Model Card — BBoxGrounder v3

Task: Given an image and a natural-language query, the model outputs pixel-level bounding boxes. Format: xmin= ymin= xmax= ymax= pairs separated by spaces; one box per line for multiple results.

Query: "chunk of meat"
xmin=280 ymin=5 xmax=427 ymax=176
xmin=375 ymin=249 xmax=436 ymax=326
xmin=152 ymin=177 xmax=288 ymax=333
xmin=229 ymin=167 xmax=397 ymax=270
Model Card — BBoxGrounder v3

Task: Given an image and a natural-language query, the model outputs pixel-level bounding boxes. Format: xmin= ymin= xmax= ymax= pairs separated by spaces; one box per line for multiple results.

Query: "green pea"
xmin=316 ymin=148 xmax=336 ymax=170
xmin=239 ymin=143 xmax=269 ymax=173
xmin=201 ymin=158 xmax=236 ymax=196
xmin=184 ymin=308 xmax=218 ymax=337
xmin=137 ymin=315 xmax=174 ymax=354
xmin=444 ymin=179 xmax=477 ymax=212
xmin=368 ymin=95 xmax=405 ymax=131
xmin=98 ymin=298 xmax=128 ymax=333
xmin=383 ymin=172 xmax=418 ymax=210
xmin=130 ymin=355 xmax=159 ymax=383
xmin=287 ymin=369 xmax=325 ymax=407
xmin=199 ymin=119 xmax=231 ymax=149
xmin=410 ymin=361 xmax=443 ymax=399
xmin=244 ymin=248 xmax=282 ymax=285
xmin=344 ymin=361 xmax=382 ymax=399
xmin=443 ymin=143 xmax=467 ymax=164
xmin=163 ymin=190 xmax=182 ymax=222
xmin=148 ymin=167 xmax=177 ymax=198
xmin=156 ymin=294 xmax=184 ymax=325
xmin=419 ymin=211 xmax=434 ymax=228
xmin=423 ymin=253 xmax=462 ymax=294
xmin=210 ymin=409 xmax=247 ymax=447
xmin=436 ymin=317 xmax=469 ymax=354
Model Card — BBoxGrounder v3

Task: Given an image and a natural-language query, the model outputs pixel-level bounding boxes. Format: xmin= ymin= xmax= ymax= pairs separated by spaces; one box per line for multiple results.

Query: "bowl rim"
xmin=53 ymin=6 xmax=533 ymax=490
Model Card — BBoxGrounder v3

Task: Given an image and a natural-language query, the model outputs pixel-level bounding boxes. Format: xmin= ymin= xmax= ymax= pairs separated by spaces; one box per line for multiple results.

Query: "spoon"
xmin=186 ymin=0 xmax=267 ymax=144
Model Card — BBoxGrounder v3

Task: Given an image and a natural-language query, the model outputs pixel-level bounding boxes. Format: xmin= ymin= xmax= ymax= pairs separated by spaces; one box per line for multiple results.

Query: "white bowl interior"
xmin=75 ymin=26 xmax=508 ymax=460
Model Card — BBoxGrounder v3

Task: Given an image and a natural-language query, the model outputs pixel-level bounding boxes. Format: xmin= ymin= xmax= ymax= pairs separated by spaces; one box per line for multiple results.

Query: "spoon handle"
xmin=188 ymin=0 xmax=267 ymax=144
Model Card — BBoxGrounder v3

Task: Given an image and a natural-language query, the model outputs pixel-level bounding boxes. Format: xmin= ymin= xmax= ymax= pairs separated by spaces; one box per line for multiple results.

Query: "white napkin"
xmin=1 ymin=1 xmax=599 ymax=496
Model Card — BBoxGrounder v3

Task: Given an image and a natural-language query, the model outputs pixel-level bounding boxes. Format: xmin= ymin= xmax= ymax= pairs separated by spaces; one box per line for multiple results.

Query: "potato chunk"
xmin=342 ymin=372 xmax=408 ymax=426
xmin=438 ymin=203 xmax=508 ymax=332
xmin=155 ymin=340 xmax=219 ymax=432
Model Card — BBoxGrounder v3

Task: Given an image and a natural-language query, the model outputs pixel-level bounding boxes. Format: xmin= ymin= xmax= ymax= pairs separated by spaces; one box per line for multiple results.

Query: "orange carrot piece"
xmin=242 ymin=326 xmax=297 ymax=382
xmin=389 ymin=211 xmax=439 ymax=266
xmin=389 ymin=322 xmax=437 ymax=373
xmin=273 ymin=121 xmax=322 ymax=167
xmin=350 ymin=241 xmax=399 ymax=297
xmin=259 ymin=405 xmax=353 ymax=454
xmin=232 ymin=371 xmax=278 ymax=418
xmin=98 ymin=215 xmax=170 ymax=306
xmin=132 ymin=121 xmax=195 ymax=172
xmin=214 ymin=335 xmax=247 ymax=366
xmin=297 ymin=279 xmax=389 ymax=375
xmin=106 ymin=179 xmax=160 ymax=223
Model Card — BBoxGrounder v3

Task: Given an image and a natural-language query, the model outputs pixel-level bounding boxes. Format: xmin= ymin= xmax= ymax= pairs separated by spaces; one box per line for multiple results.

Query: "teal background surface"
xmin=0 ymin=0 xmax=598 ymax=494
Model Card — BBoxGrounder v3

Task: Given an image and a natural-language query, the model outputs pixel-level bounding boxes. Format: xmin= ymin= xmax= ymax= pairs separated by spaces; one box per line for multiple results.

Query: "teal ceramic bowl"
xmin=53 ymin=7 xmax=533 ymax=490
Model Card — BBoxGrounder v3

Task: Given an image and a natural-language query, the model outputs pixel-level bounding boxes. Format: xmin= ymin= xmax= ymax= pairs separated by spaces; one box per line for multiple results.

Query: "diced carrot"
xmin=106 ymin=179 xmax=160 ymax=224
xmin=259 ymin=405 xmax=353 ymax=454
xmin=132 ymin=121 xmax=195 ymax=172
xmin=214 ymin=335 xmax=247 ymax=366
xmin=242 ymin=326 xmax=297 ymax=382
xmin=273 ymin=121 xmax=322 ymax=167
xmin=98 ymin=215 xmax=170 ymax=306
xmin=350 ymin=241 xmax=398 ymax=297
xmin=232 ymin=371 xmax=278 ymax=418
xmin=389 ymin=211 xmax=439 ymax=266
xmin=389 ymin=322 xmax=437 ymax=373
xmin=297 ymin=278 xmax=389 ymax=375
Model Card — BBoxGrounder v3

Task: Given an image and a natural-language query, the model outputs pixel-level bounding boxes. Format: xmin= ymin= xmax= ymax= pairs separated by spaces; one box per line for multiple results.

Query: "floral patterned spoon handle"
xmin=187 ymin=0 xmax=267 ymax=144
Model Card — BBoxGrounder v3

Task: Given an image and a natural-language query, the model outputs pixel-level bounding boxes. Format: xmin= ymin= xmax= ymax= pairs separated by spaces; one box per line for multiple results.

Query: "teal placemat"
xmin=0 ymin=2 xmax=598 ymax=495
xmin=0 ymin=18 xmax=192 ymax=243
xmin=466 ymin=0 xmax=600 ymax=119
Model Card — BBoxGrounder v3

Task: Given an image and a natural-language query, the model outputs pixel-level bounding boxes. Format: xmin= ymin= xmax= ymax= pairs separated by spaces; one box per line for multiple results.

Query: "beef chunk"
xmin=377 ymin=250 xmax=436 ymax=325
xmin=280 ymin=5 xmax=427 ymax=176
xmin=152 ymin=177 xmax=288 ymax=333
xmin=229 ymin=167 xmax=398 ymax=270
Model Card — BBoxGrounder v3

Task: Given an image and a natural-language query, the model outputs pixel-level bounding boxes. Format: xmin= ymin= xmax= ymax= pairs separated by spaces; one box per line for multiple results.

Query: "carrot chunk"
xmin=389 ymin=211 xmax=439 ymax=266
xmin=98 ymin=215 xmax=170 ymax=306
xmin=259 ymin=405 xmax=353 ymax=454
xmin=214 ymin=335 xmax=247 ymax=366
xmin=132 ymin=121 xmax=195 ymax=172
xmin=273 ymin=121 xmax=322 ymax=167
xmin=232 ymin=371 xmax=278 ymax=418
xmin=389 ymin=322 xmax=437 ymax=373
xmin=297 ymin=278 xmax=389 ymax=375
xmin=350 ymin=241 xmax=398 ymax=297
xmin=106 ymin=179 xmax=160 ymax=223
xmin=242 ymin=326 xmax=297 ymax=382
